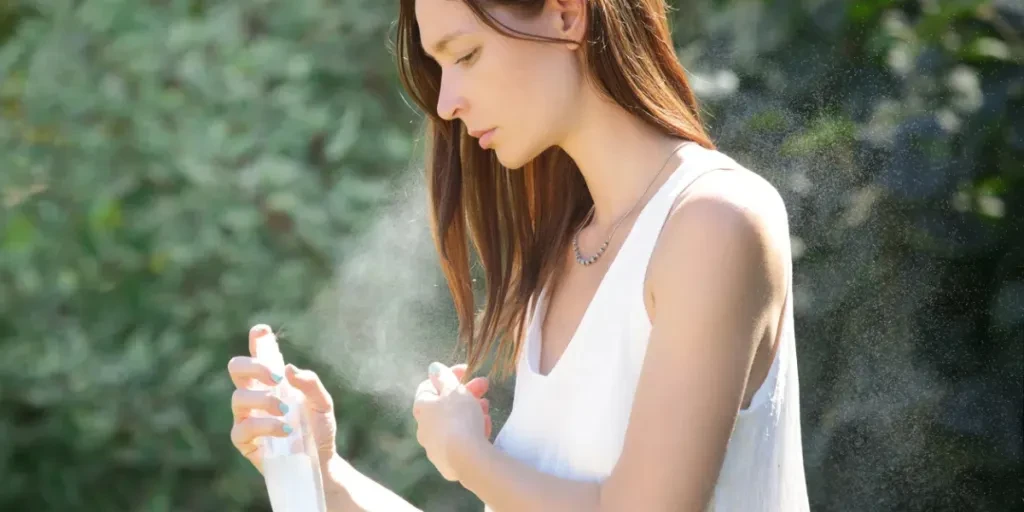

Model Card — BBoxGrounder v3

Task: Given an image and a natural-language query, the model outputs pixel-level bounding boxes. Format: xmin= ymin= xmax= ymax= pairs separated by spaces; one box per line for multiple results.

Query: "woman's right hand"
xmin=228 ymin=324 xmax=339 ymax=473
xmin=227 ymin=324 xmax=493 ymax=475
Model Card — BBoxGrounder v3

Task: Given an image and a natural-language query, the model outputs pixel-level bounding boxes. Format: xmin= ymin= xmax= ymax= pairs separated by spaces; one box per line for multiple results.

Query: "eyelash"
xmin=456 ymin=48 xmax=480 ymax=65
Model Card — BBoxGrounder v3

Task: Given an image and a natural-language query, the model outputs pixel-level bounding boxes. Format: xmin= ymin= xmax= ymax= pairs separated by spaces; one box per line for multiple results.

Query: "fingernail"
xmin=251 ymin=324 xmax=271 ymax=337
xmin=271 ymin=373 xmax=284 ymax=383
xmin=428 ymin=362 xmax=444 ymax=376
xmin=282 ymin=424 xmax=293 ymax=434
xmin=278 ymin=402 xmax=289 ymax=414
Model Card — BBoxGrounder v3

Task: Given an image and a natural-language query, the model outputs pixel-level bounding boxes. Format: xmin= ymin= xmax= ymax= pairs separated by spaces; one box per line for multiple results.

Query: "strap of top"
xmin=516 ymin=143 xmax=741 ymax=368
xmin=615 ymin=143 xmax=792 ymax=413
xmin=616 ymin=143 xmax=742 ymax=281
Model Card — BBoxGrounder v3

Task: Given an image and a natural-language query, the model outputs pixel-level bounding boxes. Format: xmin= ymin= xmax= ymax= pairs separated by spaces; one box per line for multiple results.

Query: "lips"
xmin=468 ymin=127 xmax=497 ymax=149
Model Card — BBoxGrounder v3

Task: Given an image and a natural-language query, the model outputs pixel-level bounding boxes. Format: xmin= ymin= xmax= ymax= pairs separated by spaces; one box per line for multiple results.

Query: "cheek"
xmin=514 ymin=59 xmax=578 ymax=138
xmin=475 ymin=45 xmax=580 ymax=165
xmin=506 ymin=56 xmax=563 ymax=100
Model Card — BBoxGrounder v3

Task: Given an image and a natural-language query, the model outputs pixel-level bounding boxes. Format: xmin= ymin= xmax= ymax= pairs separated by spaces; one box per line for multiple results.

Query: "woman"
xmin=228 ymin=0 xmax=810 ymax=510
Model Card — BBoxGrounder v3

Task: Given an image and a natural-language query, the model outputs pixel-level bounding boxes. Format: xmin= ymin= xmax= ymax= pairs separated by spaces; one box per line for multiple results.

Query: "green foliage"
xmin=678 ymin=0 xmax=1022 ymax=509
xmin=1 ymin=0 xmax=1020 ymax=511
xmin=0 ymin=0 xmax=454 ymax=510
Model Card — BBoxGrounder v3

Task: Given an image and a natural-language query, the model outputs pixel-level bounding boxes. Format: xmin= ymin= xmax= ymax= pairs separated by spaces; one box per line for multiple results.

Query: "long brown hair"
xmin=394 ymin=0 xmax=714 ymax=380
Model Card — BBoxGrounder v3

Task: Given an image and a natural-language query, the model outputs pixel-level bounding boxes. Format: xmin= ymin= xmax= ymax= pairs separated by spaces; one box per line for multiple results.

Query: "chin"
xmin=492 ymin=143 xmax=547 ymax=171
xmin=493 ymin=149 xmax=528 ymax=171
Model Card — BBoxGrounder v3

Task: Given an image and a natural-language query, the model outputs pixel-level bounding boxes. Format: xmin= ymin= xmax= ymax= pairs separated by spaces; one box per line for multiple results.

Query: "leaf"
xmin=88 ymin=197 xmax=123 ymax=234
xmin=780 ymin=116 xmax=856 ymax=157
xmin=326 ymin=104 xmax=363 ymax=161
xmin=2 ymin=212 xmax=35 ymax=251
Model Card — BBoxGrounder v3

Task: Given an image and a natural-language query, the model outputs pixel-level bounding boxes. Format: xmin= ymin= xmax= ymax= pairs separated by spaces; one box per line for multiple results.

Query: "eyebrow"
xmin=424 ymin=30 xmax=470 ymax=57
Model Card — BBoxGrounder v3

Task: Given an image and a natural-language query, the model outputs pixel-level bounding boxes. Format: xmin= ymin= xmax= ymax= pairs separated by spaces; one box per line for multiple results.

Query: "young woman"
xmin=227 ymin=1 xmax=811 ymax=510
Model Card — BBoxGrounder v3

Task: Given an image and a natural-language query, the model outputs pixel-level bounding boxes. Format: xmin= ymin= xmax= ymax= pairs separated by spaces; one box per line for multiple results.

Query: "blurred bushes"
xmin=1 ymin=0 xmax=1020 ymax=511
xmin=681 ymin=0 xmax=1022 ymax=509
xmin=0 ymin=0 xmax=448 ymax=510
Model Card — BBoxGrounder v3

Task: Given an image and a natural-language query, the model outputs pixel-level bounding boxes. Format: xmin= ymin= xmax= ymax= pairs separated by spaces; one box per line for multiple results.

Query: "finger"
xmin=248 ymin=324 xmax=273 ymax=358
xmin=479 ymin=397 xmax=490 ymax=416
xmin=465 ymin=376 xmax=489 ymax=398
xmin=412 ymin=380 xmax=439 ymax=419
xmin=451 ymin=363 xmax=468 ymax=382
xmin=414 ymin=379 xmax=438 ymax=401
xmin=231 ymin=417 xmax=292 ymax=455
xmin=428 ymin=362 xmax=461 ymax=397
xmin=484 ymin=414 xmax=492 ymax=439
xmin=285 ymin=364 xmax=333 ymax=414
xmin=232 ymin=388 xmax=289 ymax=421
xmin=227 ymin=356 xmax=281 ymax=389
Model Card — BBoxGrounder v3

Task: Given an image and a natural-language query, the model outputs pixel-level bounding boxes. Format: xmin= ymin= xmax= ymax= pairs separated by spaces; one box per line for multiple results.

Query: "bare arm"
xmin=449 ymin=183 xmax=787 ymax=511
xmin=325 ymin=454 xmax=424 ymax=512
xmin=327 ymin=364 xmax=492 ymax=511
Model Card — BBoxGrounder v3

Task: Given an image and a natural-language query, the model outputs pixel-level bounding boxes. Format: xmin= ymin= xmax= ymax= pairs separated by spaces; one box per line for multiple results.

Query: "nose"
xmin=436 ymin=72 xmax=465 ymax=121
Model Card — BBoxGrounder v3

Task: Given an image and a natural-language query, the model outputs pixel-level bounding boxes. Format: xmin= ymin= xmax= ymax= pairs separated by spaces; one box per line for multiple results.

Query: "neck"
xmin=557 ymin=92 xmax=688 ymax=230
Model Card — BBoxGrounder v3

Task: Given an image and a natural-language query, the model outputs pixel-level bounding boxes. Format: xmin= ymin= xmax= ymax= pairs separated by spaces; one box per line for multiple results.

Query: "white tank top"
xmin=485 ymin=143 xmax=810 ymax=512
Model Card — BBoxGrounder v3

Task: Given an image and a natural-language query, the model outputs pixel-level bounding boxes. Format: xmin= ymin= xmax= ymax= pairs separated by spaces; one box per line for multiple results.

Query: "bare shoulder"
xmin=648 ymin=159 xmax=791 ymax=306
xmin=673 ymin=161 xmax=789 ymax=232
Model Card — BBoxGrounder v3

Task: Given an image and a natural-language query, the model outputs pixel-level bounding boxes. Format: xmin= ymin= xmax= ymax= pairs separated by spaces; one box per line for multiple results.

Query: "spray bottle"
xmin=253 ymin=332 xmax=328 ymax=512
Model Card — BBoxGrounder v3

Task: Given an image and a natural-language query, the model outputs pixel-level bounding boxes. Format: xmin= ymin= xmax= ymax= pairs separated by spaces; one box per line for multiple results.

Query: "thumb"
xmin=428 ymin=362 xmax=461 ymax=396
xmin=285 ymin=364 xmax=334 ymax=414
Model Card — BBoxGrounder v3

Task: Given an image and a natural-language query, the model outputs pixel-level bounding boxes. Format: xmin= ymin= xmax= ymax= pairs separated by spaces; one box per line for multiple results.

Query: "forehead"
xmin=415 ymin=0 xmax=482 ymax=49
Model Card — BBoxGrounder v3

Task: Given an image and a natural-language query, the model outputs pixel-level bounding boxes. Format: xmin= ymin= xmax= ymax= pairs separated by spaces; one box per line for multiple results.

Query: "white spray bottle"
xmin=253 ymin=332 xmax=328 ymax=512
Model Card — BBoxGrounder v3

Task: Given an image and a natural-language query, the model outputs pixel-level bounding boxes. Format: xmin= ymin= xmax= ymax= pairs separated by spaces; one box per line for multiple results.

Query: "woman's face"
xmin=415 ymin=0 xmax=585 ymax=169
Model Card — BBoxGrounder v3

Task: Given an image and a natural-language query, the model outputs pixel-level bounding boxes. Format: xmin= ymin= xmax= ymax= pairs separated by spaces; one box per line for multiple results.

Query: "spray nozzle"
xmin=254 ymin=330 xmax=286 ymax=374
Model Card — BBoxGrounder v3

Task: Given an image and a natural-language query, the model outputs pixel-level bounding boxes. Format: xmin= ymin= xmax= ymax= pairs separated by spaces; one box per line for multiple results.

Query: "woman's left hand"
xmin=413 ymin=362 xmax=492 ymax=482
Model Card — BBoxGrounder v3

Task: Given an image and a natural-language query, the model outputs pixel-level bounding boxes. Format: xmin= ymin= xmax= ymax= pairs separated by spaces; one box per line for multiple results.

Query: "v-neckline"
xmin=525 ymin=150 xmax=694 ymax=380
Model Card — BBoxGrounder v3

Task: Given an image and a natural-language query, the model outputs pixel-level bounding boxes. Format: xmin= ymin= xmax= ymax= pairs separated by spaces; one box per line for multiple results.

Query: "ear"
xmin=546 ymin=0 xmax=586 ymax=50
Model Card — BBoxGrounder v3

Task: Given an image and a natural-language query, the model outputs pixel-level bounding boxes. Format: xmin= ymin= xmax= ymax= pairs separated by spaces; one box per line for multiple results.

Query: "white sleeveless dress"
xmin=484 ymin=143 xmax=811 ymax=512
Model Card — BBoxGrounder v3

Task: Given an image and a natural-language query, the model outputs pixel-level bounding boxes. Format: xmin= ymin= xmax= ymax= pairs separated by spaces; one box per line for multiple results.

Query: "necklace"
xmin=572 ymin=141 xmax=688 ymax=267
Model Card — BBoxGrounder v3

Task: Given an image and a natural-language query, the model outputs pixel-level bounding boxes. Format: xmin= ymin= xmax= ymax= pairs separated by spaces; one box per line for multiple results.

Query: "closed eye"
xmin=456 ymin=48 xmax=480 ymax=65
